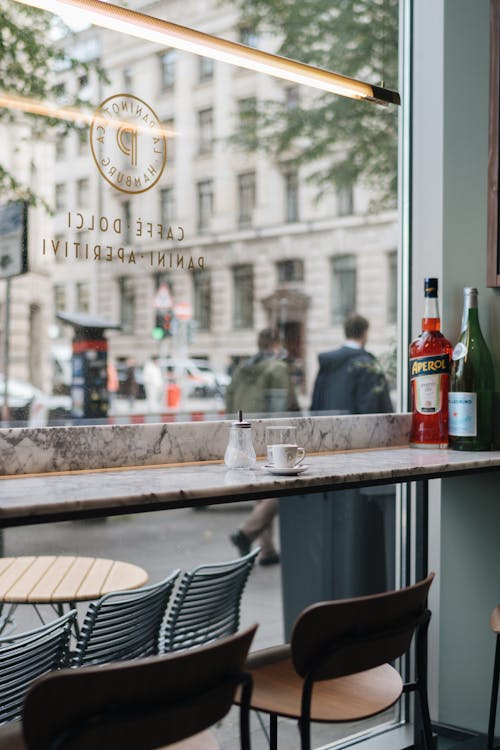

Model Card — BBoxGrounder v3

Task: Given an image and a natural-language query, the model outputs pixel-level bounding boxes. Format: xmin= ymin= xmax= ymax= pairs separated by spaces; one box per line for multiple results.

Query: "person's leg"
xmin=230 ymin=499 xmax=279 ymax=563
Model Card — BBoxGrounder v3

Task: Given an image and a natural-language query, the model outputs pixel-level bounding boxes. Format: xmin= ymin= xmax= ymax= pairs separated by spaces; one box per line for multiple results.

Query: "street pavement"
xmin=4 ymin=501 xmax=391 ymax=749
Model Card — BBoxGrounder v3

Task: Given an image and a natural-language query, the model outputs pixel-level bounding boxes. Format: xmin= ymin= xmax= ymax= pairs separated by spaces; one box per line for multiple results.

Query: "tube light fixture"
xmin=13 ymin=0 xmax=400 ymax=106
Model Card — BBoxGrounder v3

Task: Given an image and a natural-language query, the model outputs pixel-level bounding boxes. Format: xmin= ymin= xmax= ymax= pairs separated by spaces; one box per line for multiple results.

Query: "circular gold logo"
xmin=90 ymin=94 xmax=167 ymax=194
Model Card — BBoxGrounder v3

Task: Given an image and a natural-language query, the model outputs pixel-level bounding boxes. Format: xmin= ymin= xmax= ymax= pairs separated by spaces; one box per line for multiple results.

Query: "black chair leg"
xmin=487 ymin=634 xmax=500 ymax=750
xmin=417 ymin=683 xmax=435 ymax=750
xmin=270 ymin=713 xmax=278 ymax=750
xmin=298 ymin=715 xmax=311 ymax=750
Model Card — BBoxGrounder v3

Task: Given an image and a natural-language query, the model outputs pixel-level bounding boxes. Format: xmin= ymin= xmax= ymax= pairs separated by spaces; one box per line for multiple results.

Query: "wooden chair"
xmin=0 ymin=610 xmax=76 ymax=725
xmin=72 ymin=570 xmax=179 ymax=667
xmin=0 ymin=624 xmax=257 ymax=750
xmin=487 ymin=605 xmax=500 ymax=750
xmin=237 ymin=574 xmax=435 ymax=750
xmin=160 ymin=549 xmax=258 ymax=653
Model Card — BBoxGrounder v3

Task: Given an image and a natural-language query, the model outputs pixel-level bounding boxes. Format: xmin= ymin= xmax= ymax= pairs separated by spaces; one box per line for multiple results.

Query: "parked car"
xmin=0 ymin=375 xmax=72 ymax=425
xmin=157 ymin=358 xmax=225 ymax=398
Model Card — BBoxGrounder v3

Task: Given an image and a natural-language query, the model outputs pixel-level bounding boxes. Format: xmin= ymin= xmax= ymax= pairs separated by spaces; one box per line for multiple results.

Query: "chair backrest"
xmin=291 ymin=573 xmax=434 ymax=681
xmin=72 ymin=570 xmax=179 ymax=667
xmin=0 ymin=610 xmax=76 ymax=724
xmin=22 ymin=624 xmax=257 ymax=750
xmin=160 ymin=549 xmax=258 ymax=653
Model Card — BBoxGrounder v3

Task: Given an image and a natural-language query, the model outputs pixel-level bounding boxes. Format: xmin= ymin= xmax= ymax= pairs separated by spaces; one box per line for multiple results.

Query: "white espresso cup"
xmin=270 ymin=444 xmax=305 ymax=469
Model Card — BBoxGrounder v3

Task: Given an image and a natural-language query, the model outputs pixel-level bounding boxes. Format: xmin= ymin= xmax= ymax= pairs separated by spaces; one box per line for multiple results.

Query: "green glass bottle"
xmin=448 ymin=287 xmax=495 ymax=450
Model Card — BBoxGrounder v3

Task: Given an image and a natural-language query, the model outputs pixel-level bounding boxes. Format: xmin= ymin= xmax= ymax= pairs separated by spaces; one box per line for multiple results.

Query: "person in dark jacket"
xmin=228 ymin=328 xmax=300 ymax=566
xmin=310 ymin=313 xmax=392 ymax=414
xmin=310 ymin=312 xmax=395 ymax=598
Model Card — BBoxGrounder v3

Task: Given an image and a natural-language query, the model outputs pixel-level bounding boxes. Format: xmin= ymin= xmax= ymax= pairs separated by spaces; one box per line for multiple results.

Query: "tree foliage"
xmin=231 ymin=0 xmax=399 ymax=207
xmin=0 ymin=1 xmax=105 ymax=205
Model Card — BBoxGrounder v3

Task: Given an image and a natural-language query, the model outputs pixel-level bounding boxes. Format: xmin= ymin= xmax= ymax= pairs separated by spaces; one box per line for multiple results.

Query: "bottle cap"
xmin=424 ymin=278 xmax=438 ymax=298
xmin=232 ymin=409 xmax=251 ymax=428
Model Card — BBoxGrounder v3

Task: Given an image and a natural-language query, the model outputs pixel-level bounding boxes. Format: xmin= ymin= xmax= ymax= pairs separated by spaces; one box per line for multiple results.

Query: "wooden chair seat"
xmin=490 ymin=605 xmax=500 ymax=633
xmin=0 ymin=724 xmax=219 ymax=750
xmin=246 ymin=655 xmax=403 ymax=722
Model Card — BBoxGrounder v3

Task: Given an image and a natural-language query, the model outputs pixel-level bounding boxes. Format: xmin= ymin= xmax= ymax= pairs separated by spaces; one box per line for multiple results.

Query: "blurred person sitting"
xmin=227 ymin=328 xmax=300 ymax=566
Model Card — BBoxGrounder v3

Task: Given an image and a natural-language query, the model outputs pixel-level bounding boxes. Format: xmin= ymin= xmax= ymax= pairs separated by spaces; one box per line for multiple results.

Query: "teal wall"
xmin=437 ymin=0 xmax=500 ymax=732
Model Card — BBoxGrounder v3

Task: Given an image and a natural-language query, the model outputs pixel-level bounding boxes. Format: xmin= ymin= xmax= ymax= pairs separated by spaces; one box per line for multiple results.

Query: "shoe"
xmin=230 ymin=530 xmax=252 ymax=557
xmin=259 ymin=553 xmax=280 ymax=566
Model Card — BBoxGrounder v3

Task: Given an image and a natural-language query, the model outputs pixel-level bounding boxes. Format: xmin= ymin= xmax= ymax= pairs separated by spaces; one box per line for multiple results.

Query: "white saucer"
xmin=263 ymin=463 xmax=309 ymax=476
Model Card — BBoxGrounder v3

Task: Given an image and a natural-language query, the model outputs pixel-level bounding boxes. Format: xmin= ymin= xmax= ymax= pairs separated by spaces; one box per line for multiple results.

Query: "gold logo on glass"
xmin=90 ymin=94 xmax=167 ymax=194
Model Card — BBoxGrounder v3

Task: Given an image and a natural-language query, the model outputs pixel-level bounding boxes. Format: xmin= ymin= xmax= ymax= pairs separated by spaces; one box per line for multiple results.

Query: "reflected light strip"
xmin=0 ymin=92 xmax=174 ymax=138
xmin=13 ymin=0 xmax=400 ymax=106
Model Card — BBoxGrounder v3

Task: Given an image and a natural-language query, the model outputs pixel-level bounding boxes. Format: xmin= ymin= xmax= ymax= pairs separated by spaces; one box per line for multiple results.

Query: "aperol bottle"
xmin=409 ymin=278 xmax=452 ymax=448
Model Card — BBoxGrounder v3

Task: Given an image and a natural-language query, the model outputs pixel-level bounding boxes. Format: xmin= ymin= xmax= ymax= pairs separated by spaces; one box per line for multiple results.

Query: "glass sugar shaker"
xmin=224 ymin=410 xmax=257 ymax=468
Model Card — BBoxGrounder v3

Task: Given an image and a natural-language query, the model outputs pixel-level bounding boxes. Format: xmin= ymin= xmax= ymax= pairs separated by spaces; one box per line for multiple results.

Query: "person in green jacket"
xmin=227 ymin=328 xmax=300 ymax=566
xmin=225 ymin=328 xmax=299 ymax=416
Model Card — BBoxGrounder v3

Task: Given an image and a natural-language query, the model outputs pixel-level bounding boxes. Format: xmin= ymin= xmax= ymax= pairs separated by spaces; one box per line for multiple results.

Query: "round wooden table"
xmin=0 ymin=555 xmax=149 ymax=634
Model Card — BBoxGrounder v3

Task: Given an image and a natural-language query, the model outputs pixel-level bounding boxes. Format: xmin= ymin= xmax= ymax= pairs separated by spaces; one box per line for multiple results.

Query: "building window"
xmin=119 ymin=277 xmax=135 ymax=333
xmin=55 ymin=183 xmax=65 ymax=212
xmin=197 ymin=179 xmax=214 ymax=232
xmin=54 ymin=284 xmax=66 ymax=312
xmin=76 ymin=281 xmax=90 ymax=313
xmin=55 ymin=134 xmax=66 ymax=160
xmin=160 ymin=188 xmax=174 ymax=226
xmin=331 ymin=255 xmax=356 ymax=325
xmin=165 ymin=118 xmax=175 ymax=161
xmin=277 ymin=259 xmax=304 ymax=283
xmin=160 ymin=50 xmax=176 ymax=89
xmin=123 ymin=67 xmax=133 ymax=91
xmin=76 ymin=178 xmax=89 ymax=207
xmin=123 ymin=201 xmax=131 ymax=244
xmin=198 ymin=108 xmax=213 ymax=154
xmin=238 ymin=96 xmax=256 ymax=126
xmin=237 ymin=171 xmax=256 ymax=227
xmin=285 ymin=86 xmax=299 ymax=110
xmin=239 ymin=25 xmax=259 ymax=48
xmin=387 ymin=250 xmax=398 ymax=324
xmin=337 ymin=184 xmax=354 ymax=217
xmin=232 ymin=264 xmax=254 ymax=329
xmin=77 ymin=129 xmax=87 ymax=155
xmin=199 ymin=56 xmax=214 ymax=82
xmin=284 ymin=170 xmax=299 ymax=223
xmin=193 ymin=269 xmax=211 ymax=331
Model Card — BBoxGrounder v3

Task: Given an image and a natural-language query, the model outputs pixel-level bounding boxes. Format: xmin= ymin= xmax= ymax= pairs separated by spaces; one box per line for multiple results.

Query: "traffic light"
xmin=152 ymin=310 xmax=173 ymax=340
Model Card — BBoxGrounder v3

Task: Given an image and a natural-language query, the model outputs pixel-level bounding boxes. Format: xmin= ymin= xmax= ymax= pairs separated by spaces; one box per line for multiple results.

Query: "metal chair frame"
xmin=160 ymin=549 xmax=258 ymax=653
xmin=72 ymin=570 xmax=179 ymax=667
xmin=487 ymin=632 xmax=500 ymax=750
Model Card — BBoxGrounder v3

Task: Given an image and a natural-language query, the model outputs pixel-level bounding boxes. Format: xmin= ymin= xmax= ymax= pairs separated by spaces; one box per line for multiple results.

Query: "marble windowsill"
xmin=0 ymin=413 xmax=411 ymax=476
xmin=0 ymin=445 xmax=500 ymax=526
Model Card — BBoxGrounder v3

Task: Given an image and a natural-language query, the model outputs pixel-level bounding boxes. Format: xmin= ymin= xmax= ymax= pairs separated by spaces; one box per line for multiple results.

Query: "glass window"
xmin=159 ymin=50 xmax=176 ymax=89
xmin=193 ymin=269 xmax=212 ymax=330
xmin=285 ymin=86 xmax=299 ymax=111
xmin=387 ymin=250 xmax=398 ymax=324
xmin=76 ymin=281 xmax=90 ymax=312
xmin=76 ymin=178 xmax=89 ymax=207
xmin=277 ymin=259 xmax=304 ymax=283
xmin=123 ymin=201 xmax=131 ymax=244
xmin=198 ymin=108 xmax=213 ymax=154
xmin=199 ymin=56 xmax=214 ymax=82
xmin=54 ymin=284 xmax=66 ymax=313
xmin=160 ymin=188 xmax=174 ymax=227
xmin=284 ymin=170 xmax=299 ymax=223
xmin=237 ymin=171 xmax=256 ymax=227
xmin=232 ymin=265 xmax=254 ymax=329
xmin=238 ymin=25 xmax=259 ymax=48
xmin=119 ymin=277 xmax=135 ymax=333
xmin=337 ymin=185 xmax=354 ymax=216
xmin=331 ymin=255 xmax=356 ymax=325
xmin=197 ymin=179 xmax=214 ymax=232
xmin=55 ymin=135 xmax=66 ymax=160
xmin=123 ymin=67 xmax=133 ymax=91
xmin=54 ymin=183 xmax=65 ymax=213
